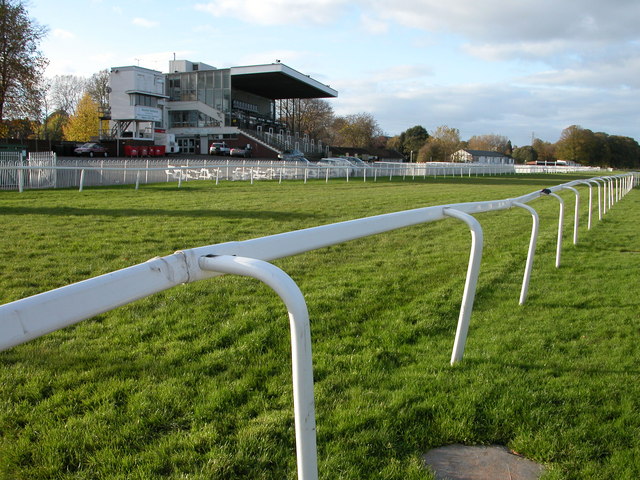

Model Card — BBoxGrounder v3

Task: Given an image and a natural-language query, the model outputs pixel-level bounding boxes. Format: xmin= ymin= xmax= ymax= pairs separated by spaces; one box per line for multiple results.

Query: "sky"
xmin=29 ymin=0 xmax=640 ymax=146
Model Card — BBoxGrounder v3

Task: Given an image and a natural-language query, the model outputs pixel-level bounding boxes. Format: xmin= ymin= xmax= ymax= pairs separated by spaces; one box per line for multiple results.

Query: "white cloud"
xmin=135 ymin=51 xmax=195 ymax=71
xmin=193 ymin=1 xmax=640 ymax=67
xmin=360 ymin=14 xmax=388 ymax=35
xmin=235 ymin=49 xmax=309 ymax=67
xmin=132 ymin=18 xmax=159 ymax=28
xmin=522 ymin=54 xmax=640 ymax=90
xmin=333 ymin=72 xmax=639 ymax=145
xmin=375 ymin=0 xmax=640 ymax=43
xmin=52 ymin=29 xmax=75 ymax=39
xmin=194 ymin=0 xmax=348 ymax=25
xmin=462 ymin=40 xmax=572 ymax=62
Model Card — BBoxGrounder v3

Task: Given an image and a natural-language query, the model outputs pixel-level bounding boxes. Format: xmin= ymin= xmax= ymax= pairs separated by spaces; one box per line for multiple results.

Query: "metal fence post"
xmin=563 ymin=186 xmax=580 ymax=244
xmin=513 ymin=202 xmax=539 ymax=305
xmin=199 ymin=255 xmax=318 ymax=480
xmin=542 ymin=191 xmax=565 ymax=268
xmin=443 ymin=208 xmax=484 ymax=365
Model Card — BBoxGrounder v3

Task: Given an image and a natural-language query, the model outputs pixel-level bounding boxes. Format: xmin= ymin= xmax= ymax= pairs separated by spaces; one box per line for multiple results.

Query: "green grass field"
xmin=1 ymin=174 xmax=639 ymax=479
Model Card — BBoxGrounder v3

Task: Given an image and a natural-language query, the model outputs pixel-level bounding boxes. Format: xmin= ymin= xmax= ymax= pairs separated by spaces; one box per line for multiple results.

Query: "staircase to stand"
xmin=238 ymin=127 xmax=328 ymax=159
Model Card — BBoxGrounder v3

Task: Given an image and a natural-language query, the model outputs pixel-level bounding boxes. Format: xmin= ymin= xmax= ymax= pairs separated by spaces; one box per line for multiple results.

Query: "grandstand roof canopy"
xmin=230 ymin=63 xmax=338 ymax=100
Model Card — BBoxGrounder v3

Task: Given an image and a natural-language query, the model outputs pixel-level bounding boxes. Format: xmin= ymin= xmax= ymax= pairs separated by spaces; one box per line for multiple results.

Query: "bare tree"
xmin=49 ymin=74 xmax=86 ymax=116
xmin=297 ymin=98 xmax=334 ymax=143
xmin=0 ymin=0 xmax=48 ymax=125
xmin=467 ymin=134 xmax=512 ymax=154
xmin=330 ymin=112 xmax=383 ymax=148
xmin=86 ymin=69 xmax=110 ymax=111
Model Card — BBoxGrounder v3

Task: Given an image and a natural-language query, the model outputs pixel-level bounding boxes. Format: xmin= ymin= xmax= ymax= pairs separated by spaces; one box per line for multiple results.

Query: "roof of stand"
xmin=230 ymin=63 xmax=338 ymax=100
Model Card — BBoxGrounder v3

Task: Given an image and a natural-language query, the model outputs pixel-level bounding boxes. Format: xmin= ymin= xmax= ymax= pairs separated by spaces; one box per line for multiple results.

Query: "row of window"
xmin=130 ymin=94 xmax=158 ymax=107
xmin=169 ymin=110 xmax=225 ymax=129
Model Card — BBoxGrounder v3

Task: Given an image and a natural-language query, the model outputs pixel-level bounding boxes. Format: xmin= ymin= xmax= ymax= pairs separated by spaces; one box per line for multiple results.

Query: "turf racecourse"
xmin=1 ymin=174 xmax=639 ymax=479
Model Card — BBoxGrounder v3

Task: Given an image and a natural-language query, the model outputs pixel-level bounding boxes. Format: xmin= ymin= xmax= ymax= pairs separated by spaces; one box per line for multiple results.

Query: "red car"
xmin=74 ymin=142 xmax=108 ymax=157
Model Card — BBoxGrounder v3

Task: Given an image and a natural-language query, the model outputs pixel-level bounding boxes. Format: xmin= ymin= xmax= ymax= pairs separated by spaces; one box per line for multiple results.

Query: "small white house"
xmin=452 ymin=149 xmax=514 ymax=164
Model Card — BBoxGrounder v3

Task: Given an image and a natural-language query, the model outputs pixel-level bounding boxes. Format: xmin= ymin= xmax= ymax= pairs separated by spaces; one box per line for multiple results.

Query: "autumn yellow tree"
xmin=62 ymin=92 xmax=99 ymax=141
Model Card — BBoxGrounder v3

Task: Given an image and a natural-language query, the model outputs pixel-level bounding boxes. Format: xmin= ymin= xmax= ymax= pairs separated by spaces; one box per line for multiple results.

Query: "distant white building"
xmin=108 ymin=66 xmax=167 ymax=142
xmin=452 ymin=149 xmax=514 ymax=164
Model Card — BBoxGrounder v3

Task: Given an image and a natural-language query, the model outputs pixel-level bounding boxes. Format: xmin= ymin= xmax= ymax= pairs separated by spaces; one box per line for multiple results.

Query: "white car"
xmin=209 ymin=142 xmax=230 ymax=155
xmin=342 ymin=156 xmax=370 ymax=168
xmin=317 ymin=157 xmax=355 ymax=176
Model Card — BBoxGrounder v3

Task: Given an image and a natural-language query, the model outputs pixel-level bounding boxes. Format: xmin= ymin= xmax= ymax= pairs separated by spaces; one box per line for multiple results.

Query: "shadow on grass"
xmin=417 ymin=174 xmax=604 ymax=187
xmin=461 ymin=357 xmax=640 ymax=376
xmin=0 ymin=205 xmax=320 ymax=220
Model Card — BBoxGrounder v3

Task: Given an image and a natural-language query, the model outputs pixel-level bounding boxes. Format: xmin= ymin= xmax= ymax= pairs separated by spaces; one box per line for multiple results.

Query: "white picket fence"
xmin=0 ymin=172 xmax=637 ymax=480
xmin=2 ymin=153 xmax=602 ymax=192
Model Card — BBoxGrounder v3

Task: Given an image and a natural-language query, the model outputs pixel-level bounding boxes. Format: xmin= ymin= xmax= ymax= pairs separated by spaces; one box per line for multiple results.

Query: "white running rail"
xmin=0 ymin=173 xmax=637 ymax=480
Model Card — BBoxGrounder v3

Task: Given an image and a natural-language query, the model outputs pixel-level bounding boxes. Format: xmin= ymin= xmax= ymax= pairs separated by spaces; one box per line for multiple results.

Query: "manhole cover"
xmin=423 ymin=444 xmax=545 ymax=480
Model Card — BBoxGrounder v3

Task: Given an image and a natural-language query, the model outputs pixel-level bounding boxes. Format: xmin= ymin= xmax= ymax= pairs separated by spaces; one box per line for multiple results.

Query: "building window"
xmin=130 ymin=94 xmax=158 ymax=107
xmin=169 ymin=110 xmax=221 ymax=128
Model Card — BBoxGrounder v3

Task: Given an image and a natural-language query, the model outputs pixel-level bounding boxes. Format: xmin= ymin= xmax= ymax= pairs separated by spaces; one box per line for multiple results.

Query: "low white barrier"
xmin=0 ymin=173 xmax=637 ymax=480
xmin=1 ymin=156 xmax=596 ymax=192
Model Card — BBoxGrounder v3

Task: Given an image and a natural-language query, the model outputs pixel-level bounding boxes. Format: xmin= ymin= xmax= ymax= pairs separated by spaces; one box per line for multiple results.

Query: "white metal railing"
xmin=0 ymin=172 xmax=637 ymax=480
xmin=1 ymin=156 xmax=604 ymax=192
xmin=2 ymin=159 xmax=520 ymax=191
xmin=515 ymin=164 xmax=602 ymax=174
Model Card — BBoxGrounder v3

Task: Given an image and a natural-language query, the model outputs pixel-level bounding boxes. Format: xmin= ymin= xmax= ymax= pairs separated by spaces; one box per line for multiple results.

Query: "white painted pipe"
xmin=513 ymin=202 xmax=539 ymax=305
xmin=563 ymin=186 xmax=580 ymax=245
xmin=548 ymin=192 xmax=565 ymax=268
xmin=0 ymin=254 xmax=192 ymax=351
xmin=198 ymin=255 xmax=318 ymax=480
xmin=443 ymin=208 xmax=484 ymax=365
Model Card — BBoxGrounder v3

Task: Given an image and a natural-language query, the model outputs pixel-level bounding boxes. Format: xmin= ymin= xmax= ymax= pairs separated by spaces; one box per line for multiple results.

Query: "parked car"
xmin=74 ymin=142 xmax=108 ymax=157
xmin=278 ymin=149 xmax=305 ymax=160
xmin=317 ymin=157 xmax=355 ymax=176
xmin=342 ymin=156 xmax=371 ymax=168
xmin=286 ymin=157 xmax=314 ymax=166
xmin=230 ymin=146 xmax=252 ymax=158
xmin=209 ymin=142 xmax=230 ymax=155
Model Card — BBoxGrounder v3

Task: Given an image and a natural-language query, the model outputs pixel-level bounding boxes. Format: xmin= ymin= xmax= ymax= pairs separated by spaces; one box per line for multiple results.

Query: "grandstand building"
xmin=108 ymin=60 xmax=337 ymax=157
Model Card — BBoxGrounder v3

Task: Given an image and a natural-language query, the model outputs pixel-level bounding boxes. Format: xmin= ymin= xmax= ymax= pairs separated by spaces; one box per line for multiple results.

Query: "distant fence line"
xmin=0 ymin=152 xmax=602 ymax=192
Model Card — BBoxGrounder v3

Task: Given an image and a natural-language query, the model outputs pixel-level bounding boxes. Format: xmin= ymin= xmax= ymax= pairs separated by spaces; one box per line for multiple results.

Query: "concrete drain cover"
xmin=423 ymin=444 xmax=545 ymax=480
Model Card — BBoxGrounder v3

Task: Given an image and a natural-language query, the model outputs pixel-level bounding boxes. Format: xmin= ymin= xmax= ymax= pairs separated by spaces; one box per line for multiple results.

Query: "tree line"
xmin=385 ymin=124 xmax=640 ymax=169
xmin=0 ymin=0 xmax=109 ymax=145
xmin=1 ymin=0 xmax=638 ymax=168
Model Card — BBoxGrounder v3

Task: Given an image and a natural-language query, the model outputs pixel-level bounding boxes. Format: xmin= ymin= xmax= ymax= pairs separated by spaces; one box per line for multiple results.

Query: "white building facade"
xmin=108 ymin=60 xmax=337 ymax=156
xmin=452 ymin=149 xmax=514 ymax=164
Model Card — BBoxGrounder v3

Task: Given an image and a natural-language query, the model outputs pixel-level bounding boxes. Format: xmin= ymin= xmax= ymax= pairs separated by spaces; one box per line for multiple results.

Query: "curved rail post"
xmin=513 ymin=202 xmax=539 ymax=305
xmin=576 ymin=181 xmax=593 ymax=230
xmin=583 ymin=179 xmax=601 ymax=225
xmin=600 ymin=177 xmax=608 ymax=215
xmin=541 ymin=190 xmax=564 ymax=268
xmin=592 ymin=178 xmax=603 ymax=221
xmin=443 ymin=208 xmax=484 ymax=365
xmin=609 ymin=176 xmax=614 ymax=210
xmin=563 ymin=186 xmax=580 ymax=244
xmin=198 ymin=255 xmax=318 ymax=480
